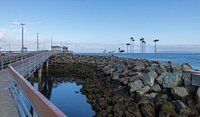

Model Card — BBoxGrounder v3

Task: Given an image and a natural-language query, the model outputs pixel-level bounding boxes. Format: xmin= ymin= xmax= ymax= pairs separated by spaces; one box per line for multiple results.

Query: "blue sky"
xmin=0 ymin=0 xmax=200 ymax=52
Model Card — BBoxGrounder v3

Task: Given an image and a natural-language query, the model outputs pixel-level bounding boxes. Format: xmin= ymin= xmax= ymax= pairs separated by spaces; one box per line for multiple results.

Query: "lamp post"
xmin=126 ymin=43 xmax=130 ymax=53
xmin=130 ymin=37 xmax=135 ymax=53
xmin=140 ymin=38 xmax=144 ymax=53
xmin=21 ymin=23 xmax=25 ymax=52
xmin=37 ymin=33 xmax=39 ymax=51
xmin=153 ymin=39 xmax=159 ymax=61
xmin=142 ymin=40 xmax=146 ymax=58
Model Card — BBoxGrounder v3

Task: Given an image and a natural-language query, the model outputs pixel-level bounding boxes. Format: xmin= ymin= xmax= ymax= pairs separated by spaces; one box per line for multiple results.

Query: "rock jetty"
xmin=49 ymin=54 xmax=200 ymax=117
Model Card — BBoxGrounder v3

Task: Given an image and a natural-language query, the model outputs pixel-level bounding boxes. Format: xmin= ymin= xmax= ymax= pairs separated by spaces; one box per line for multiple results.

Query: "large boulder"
xmin=181 ymin=63 xmax=193 ymax=71
xmin=142 ymin=71 xmax=158 ymax=86
xmin=196 ymin=87 xmax=200 ymax=105
xmin=174 ymin=100 xmax=193 ymax=116
xmin=159 ymin=102 xmax=177 ymax=117
xmin=133 ymin=65 xmax=145 ymax=72
xmin=112 ymin=72 xmax=120 ymax=81
xmin=113 ymin=103 xmax=126 ymax=116
xmin=141 ymin=103 xmax=155 ymax=117
xmin=129 ymin=72 xmax=144 ymax=82
xmin=119 ymin=77 xmax=129 ymax=85
xmin=128 ymin=80 xmax=144 ymax=93
xmin=150 ymin=84 xmax=161 ymax=92
xmin=136 ymin=86 xmax=150 ymax=96
xmin=171 ymin=87 xmax=189 ymax=99
xmin=170 ymin=62 xmax=182 ymax=73
xmin=159 ymin=62 xmax=171 ymax=71
xmin=158 ymin=72 xmax=182 ymax=88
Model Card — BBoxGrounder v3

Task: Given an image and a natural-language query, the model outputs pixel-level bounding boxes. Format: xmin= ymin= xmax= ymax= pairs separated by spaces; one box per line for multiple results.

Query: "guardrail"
xmin=0 ymin=51 xmax=41 ymax=70
xmin=8 ymin=51 xmax=66 ymax=117
xmin=184 ymin=70 xmax=200 ymax=87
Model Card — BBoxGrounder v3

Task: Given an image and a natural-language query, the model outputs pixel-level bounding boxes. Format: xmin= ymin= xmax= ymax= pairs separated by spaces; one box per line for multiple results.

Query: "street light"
xmin=140 ymin=38 xmax=144 ymax=53
xmin=37 ymin=33 xmax=39 ymax=51
xmin=153 ymin=39 xmax=159 ymax=61
xmin=130 ymin=37 xmax=135 ymax=53
xmin=126 ymin=43 xmax=130 ymax=53
xmin=142 ymin=40 xmax=146 ymax=58
xmin=20 ymin=23 xmax=25 ymax=52
xmin=142 ymin=40 xmax=146 ymax=53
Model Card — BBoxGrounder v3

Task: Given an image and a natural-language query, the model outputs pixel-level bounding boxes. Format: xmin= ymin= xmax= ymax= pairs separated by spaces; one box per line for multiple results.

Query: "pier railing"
xmin=0 ymin=51 xmax=40 ymax=70
xmin=8 ymin=51 xmax=66 ymax=117
xmin=184 ymin=70 xmax=200 ymax=87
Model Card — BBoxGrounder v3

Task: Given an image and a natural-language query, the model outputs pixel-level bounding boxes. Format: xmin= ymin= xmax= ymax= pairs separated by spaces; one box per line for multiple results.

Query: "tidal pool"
xmin=30 ymin=77 xmax=95 ymax=117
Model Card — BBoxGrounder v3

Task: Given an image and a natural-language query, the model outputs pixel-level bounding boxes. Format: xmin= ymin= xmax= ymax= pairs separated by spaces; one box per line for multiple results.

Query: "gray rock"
xmin=161 ymin=72 xmax=182 ymax=88
xmin=138 ymin=96 xmax=151 ymax=105
xmin=136 ymin=86 xmax=150 ymax=96
xmin=112 ymin=73 xmax=120 ymax=81
xmin=129 ymin=72 xmax=143 ymax=82
xmin=133 ymin=65 xmax=145 ymax=71
xmin=159 ymin=62 xmax=170 ymax=71
xmin=154 ymin=94 xmax=168 ymax=107
xmin=150 ymin=85 xmax=161 ymax=92
xmin=119 ymin=77 xmax=129 ymax=85
xmin=156 ymin=72 xmax=166 ymax=85
xmin=128 ymin=80 xmax=144 ymax=93
xmin=156 ymin=64 xmax=167 ymax=75
xmin=170 ymin=62 xmax=182 ymax=73
xmin=151 ymin=63 xmax=159 ymax=71
xmin=174 ymin=100 xmax=192 ymax=115
xmin=181 ymin=63 xmax=192 ymax=71
xmin=171 ymin=87 xmax=189 ymax=99
xmin=196 ymin=87 xmax=200 ymax=105
xmin=182 ymin=73 xmax=192 ymax=80
xmin=144 ymin=93 xmax=157 ymax=99
xmin=142 ymin=71 xmax=158 ymax=86
xmin=134 ymin=60 xmax=145 ymax=66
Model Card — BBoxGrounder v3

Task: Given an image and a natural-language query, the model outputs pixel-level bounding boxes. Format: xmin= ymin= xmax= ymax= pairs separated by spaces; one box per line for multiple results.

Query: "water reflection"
xmin=29 ymin=74 xmax=95 ymax=117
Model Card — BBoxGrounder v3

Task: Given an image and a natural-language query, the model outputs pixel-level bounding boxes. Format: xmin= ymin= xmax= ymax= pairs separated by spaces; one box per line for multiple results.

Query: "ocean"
xmin=77 ymin=53 xmax=200 ymax=70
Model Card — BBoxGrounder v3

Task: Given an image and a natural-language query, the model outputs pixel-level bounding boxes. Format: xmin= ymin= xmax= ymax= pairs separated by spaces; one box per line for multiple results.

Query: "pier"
xmin=0 ymin=51 xmax=66 ymax=117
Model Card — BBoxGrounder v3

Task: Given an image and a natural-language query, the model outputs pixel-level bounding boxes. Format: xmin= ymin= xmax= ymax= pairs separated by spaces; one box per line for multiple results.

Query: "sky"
xmin=0 ymin=0 xmax=200 ymax=53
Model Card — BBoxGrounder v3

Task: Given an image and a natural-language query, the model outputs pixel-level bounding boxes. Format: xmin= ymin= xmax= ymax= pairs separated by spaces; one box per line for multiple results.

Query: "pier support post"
xmin=46 ymin=60 xmax=49 ymax=74
xmin=38 ymin=67 xmax=43 ymax=91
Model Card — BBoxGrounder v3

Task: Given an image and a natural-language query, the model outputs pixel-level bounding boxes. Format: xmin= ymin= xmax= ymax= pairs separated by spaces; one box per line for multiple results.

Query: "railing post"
xmin=21 ymin=56 xmax=24 ymax=76
xmin=1 ymin=60 xmax=3 ymax=70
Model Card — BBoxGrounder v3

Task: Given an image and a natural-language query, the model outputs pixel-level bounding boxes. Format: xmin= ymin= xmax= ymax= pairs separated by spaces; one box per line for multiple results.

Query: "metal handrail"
xmin=0 ymin=51 xmax=40 ymax=70
xmin=8 ymin=51 xmax=66 ymax=117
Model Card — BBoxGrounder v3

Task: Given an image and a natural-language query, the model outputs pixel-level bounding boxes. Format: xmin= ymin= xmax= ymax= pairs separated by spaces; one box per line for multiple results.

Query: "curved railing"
xmin=8 ymin=51 xmax=66 ymax=117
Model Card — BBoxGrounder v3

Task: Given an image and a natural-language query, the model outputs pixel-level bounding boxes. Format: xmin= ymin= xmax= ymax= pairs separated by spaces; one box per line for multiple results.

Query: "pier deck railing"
xmin=184 ymin=70 xmax=200 ymax=86
xmin=0 ymin=51 xmax=41 ymax=70
xmin=8 ymin=51 xmax=66 ymax=117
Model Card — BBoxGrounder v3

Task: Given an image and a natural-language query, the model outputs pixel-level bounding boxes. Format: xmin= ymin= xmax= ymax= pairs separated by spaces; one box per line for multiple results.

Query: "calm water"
xmin=78 ymin=53 xmax=200 ymax=69
xmin=31 ymin=77 xmax=95 ymax=117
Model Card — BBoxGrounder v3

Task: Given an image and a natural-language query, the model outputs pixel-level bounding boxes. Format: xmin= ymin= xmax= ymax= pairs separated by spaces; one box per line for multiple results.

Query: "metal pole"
xmin=51 ymin=38 xmax=52 ymax=47
xmin=37 ymin=33 xmax=39 ymax=51
xmin=9 ymin=43 xmax=11 ymax=51
xmin=155 ymin=42 xmax=156 ymax=61
xmin=127 ymin=45 xmax=128 ymax=53
xmin=133 ymin=41 xmax=134 ymax=53
xmin=130 ymin=38 xmax=131 ymax=53
xmin=153 ymin=39 xmax=159 ymax=61
xmin=21 ymin=24 xmax=25 ymax=52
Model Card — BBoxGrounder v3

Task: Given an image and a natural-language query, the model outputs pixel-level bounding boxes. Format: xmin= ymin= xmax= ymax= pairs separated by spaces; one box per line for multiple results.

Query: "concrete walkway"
xmin=0 ymin=69 xmax=19 ymax=117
